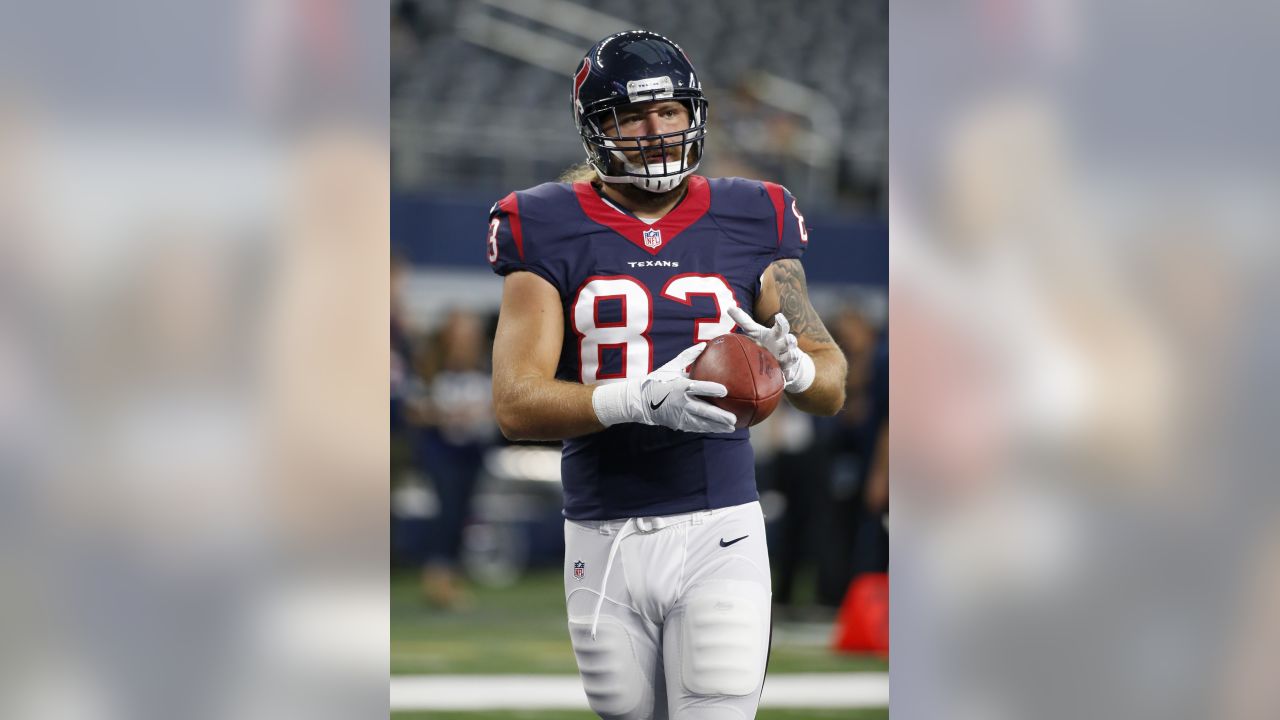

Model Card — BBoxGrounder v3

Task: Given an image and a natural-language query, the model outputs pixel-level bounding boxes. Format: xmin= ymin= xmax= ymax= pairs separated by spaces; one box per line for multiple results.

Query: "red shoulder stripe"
xmin=762 ymin=181 xmax=786 ymax=247
xmin=498 ymin=192 xmax=524 ymax=261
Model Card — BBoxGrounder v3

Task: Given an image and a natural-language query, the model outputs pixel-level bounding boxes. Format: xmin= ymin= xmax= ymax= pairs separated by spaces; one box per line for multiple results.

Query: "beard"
xmin=599 ymin=144 xmax=699 ymax=209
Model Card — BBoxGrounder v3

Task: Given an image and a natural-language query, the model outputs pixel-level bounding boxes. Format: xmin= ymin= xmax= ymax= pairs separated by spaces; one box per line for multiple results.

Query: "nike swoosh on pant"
xmin=719 ymin=535 xmax=749 ymax=547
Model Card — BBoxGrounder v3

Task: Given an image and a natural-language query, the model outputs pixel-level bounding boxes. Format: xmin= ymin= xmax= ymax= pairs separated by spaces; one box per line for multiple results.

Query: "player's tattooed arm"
xmin=758 ymin=259 xmax=848 ymax=415
xmin=769 ymin=259 xmax=839 ymax=348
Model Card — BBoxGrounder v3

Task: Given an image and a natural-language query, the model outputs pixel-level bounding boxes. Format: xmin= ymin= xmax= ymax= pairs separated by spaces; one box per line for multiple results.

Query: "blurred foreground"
xmin=893 ymin=1 xmax=1280 ymax=719
xmin=0 ymin=1 xmax=389 ymax=719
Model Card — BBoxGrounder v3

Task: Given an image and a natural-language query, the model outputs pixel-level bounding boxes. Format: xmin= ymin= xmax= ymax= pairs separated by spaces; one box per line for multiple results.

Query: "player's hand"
xmin=591 ymin=342 xmax=738 ymax=434
xmin=727 ymin=306 xmax=816 ymax=393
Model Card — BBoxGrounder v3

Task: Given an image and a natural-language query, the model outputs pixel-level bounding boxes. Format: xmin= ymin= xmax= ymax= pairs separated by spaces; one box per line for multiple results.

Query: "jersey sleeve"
xmin=485 ymin=192 xmax=526 ymax=275
xmin=485 ymin=191 xmax=562 ymax=292
xmin=761 ymin=182 xmax=810 ymax=261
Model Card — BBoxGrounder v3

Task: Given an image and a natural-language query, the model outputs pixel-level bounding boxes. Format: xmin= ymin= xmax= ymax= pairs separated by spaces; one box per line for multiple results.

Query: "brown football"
xmin=689 ymin=333 xmax=785 ymax=428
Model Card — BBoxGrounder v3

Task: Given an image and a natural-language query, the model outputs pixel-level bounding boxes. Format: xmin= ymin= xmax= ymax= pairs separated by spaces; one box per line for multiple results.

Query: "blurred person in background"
xmin=751 ymin=400 xmax=824 ymax=615
xmin=413 ymin=307 xmax=496 ymax=608
xmin=488 ymin=30 xmax=847 ymax=719
xmin=768 ymin=303 xmax=888 ymax=613
xmin=820 ymin=305 xmax=888 ymax=604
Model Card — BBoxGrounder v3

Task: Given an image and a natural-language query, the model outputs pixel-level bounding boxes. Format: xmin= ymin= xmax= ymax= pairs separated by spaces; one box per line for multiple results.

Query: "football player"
xmin=488 ymin=30 xmax=848 ymax=720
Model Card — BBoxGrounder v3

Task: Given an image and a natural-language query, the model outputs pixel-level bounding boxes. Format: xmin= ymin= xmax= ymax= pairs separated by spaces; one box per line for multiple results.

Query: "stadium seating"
xmin=391 ymin=0 xmax=886 ymax=210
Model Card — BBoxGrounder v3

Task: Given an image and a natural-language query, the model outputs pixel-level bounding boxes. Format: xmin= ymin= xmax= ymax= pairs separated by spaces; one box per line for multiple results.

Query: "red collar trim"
xmin=573 ymin=176 xmax=710 ymax=256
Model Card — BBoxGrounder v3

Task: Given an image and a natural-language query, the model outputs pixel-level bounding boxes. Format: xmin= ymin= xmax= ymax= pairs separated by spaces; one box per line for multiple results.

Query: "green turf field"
xmin=391 ymin=568 xmax=888 ymax=675
xmin=393 ymin=710 xmax=888 ymax=719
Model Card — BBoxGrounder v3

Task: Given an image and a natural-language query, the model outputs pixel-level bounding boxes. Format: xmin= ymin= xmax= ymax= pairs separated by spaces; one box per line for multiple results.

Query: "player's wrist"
xmin=784 ymin=351 xmax=816 ymax=394
xmin=592 ymin=380 xmax=639 ymax=427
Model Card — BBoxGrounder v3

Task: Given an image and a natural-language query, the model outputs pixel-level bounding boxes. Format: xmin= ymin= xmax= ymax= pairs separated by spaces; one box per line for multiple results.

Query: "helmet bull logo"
xmin=643 ymin=228 xmax=663 ymax=249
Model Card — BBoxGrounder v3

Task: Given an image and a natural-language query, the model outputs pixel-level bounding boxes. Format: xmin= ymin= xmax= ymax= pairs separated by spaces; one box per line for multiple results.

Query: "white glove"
xmin=727 ymin=306 xmax=816 ymax=394
xmin=592 ymin=342 xmax=738 ymax=434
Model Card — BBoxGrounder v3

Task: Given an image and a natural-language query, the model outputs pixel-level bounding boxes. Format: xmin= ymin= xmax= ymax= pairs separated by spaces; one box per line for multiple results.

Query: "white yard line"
xmin=390 ymin=673 xmax=889 ymax=710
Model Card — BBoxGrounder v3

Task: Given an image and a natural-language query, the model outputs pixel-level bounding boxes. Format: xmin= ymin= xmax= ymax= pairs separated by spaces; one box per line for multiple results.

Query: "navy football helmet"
xmin=571 ymin=30 xmax=708 ymax=193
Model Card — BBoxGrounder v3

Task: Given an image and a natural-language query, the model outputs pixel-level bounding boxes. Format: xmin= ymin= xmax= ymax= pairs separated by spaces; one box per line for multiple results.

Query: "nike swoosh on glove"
xmin=727 ymin=306 xmax=816 ymax=393
xmin=592 ymin=342 xmax=738 ymax=434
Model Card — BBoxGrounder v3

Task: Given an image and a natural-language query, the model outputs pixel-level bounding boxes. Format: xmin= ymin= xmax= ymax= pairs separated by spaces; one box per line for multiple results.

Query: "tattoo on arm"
xmin=771 ymin=259 xmax=837 ymax=346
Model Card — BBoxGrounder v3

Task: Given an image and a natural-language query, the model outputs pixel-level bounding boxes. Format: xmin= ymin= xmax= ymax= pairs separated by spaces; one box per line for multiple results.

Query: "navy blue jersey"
xmin=488 ymin=175 xmax=809 ymax=520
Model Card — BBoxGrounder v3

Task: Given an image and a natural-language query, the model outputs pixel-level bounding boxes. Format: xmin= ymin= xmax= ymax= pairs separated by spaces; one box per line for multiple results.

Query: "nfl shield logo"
xmin=573 ymin=560 xmax=585 ymax=581
xmin=643 ymin=228 xmax=663 ymax=249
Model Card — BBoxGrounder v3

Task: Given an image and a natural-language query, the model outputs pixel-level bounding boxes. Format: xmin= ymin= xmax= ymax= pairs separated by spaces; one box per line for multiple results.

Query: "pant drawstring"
xmin=590 ymin=517 xmax=636 ymax=640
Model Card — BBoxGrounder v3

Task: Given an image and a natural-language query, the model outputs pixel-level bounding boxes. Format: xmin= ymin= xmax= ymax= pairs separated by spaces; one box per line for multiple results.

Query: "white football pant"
xmin=564 ymin=501 xmax=772 ymax=720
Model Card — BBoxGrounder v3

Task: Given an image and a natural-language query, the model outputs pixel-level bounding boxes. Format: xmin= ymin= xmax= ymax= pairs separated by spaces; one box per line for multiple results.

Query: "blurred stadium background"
xmin=389 ymin=0 xmax=888 ymax=716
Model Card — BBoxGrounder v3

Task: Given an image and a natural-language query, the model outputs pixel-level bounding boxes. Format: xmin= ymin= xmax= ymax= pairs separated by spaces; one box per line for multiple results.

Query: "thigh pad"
xmin=568 ymin=615 xmax=653 ymax=720
xmin=678 ymin=580 xmax=768 ymax=697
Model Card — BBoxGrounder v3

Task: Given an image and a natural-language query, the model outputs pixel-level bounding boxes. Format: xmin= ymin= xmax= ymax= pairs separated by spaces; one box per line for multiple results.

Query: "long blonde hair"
xmin=558 ymin=161 xmax=597 ymax=183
